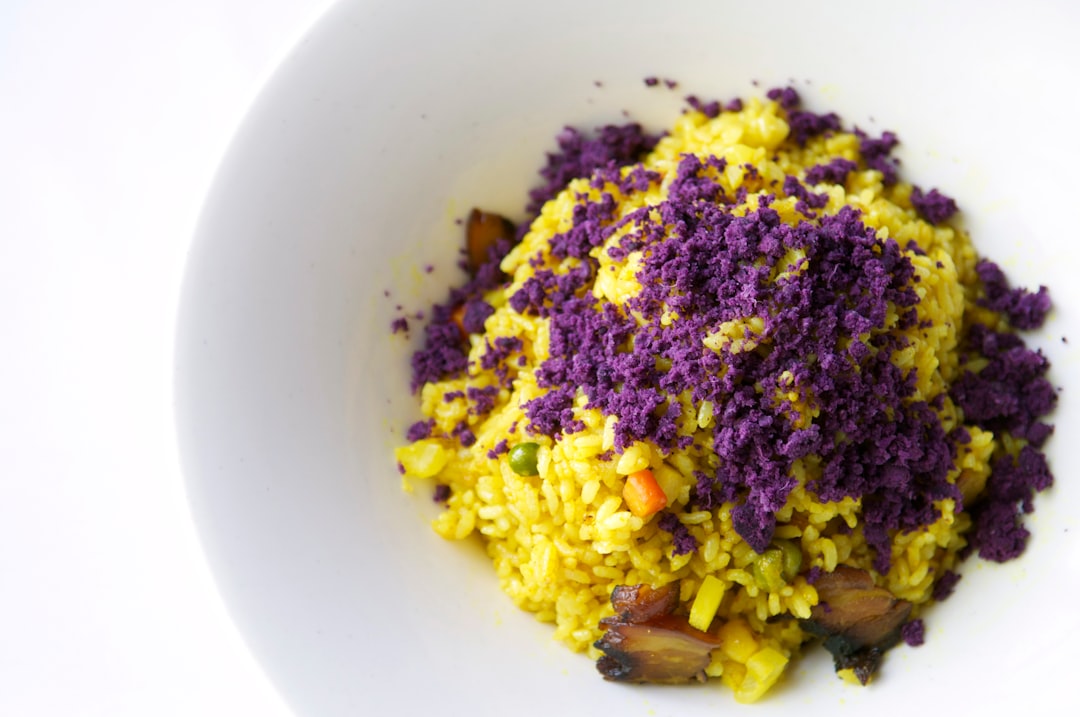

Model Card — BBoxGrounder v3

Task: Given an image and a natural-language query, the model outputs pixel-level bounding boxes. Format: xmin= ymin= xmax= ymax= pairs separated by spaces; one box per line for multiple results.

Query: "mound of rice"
xmin=394 ymin=88 xmax=1055 ymax=702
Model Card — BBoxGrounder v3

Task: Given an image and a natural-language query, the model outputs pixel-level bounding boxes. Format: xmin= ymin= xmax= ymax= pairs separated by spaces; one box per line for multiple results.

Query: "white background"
xmin=0 ymin=1 xmax=334 ymax=714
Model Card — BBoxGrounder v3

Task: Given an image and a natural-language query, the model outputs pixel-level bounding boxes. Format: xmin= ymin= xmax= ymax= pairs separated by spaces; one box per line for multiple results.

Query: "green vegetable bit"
xmin=508 ymin=442 xmax=540 ymax=476
xmin=751 ymin=539 xmax=802 ymax=593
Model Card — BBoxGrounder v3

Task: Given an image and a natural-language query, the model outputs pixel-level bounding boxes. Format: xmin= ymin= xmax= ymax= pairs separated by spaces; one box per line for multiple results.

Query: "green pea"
xmin=774 ymin=539 xmax=803 ymax=582
xmin=508 ymin=442 xmax=540 ymax=476
xmin=751 ymin=549 xmax=786 ymax=592
xmin=750 ymin=540 xmax=803 ymax=593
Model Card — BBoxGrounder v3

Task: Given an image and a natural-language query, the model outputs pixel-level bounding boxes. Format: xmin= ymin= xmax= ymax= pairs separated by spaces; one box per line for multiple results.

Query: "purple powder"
xmin=856 ymin=129 xmax=900 ymax=186
xmin=406 ymin=419 xmax=434 ymax=442
xmin=480 ymin=336 xmax=524 ymax=371
xmin=462 ymin=298 xmax=495 ymax=334
xmin=514 ymin=150 xmax=957 ymax=564
xmin=644 ymin=76 xmax=659 ymax=87
xmin=467 ymin=385 xmax=500 ymax=417
xmin=950 ymin=324 xmax=1056 ymax=445
xmin=901 ymin=619 xmax=925 ymax=647
xmin=524 ymin=123 xmax=660 ymax=217
xmin=452 ymin=421 xmax=477 ymax=448
xmin=969 ymin=446 xmax=1054 ymax=561
xmin=910 ymin=186 xmax=958 ymax=225
xmin=931 ymin=570 xmax=962 ymax=601
xmin=975 ymin=260 xmax=1051 ymax=330
xmin=433 ymin=484 xmax=451 ymax=503
xmin=685 ymin=95 xmax=722 ymax=118
xmin=486 ymin=439 xmax=509 ymax=459
xmin=767 ymin=86 xmax=840 ymax=145
xmin=410 ymin=314 xmax=468 ymax=392
xmin=658 ymin=512 xmax=699 ymax=555
xmin=805 ymin=158 xmax=858 ymax=186
xmin=766 ymin=86 xmax=800 ymax=110
xmin=390 ymin=316 xmax=409 ymax=334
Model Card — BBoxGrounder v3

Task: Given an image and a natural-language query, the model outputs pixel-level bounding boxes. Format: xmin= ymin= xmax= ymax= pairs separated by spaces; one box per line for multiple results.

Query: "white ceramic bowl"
xmin=176 ymin=1 xmax=1080 ymax=714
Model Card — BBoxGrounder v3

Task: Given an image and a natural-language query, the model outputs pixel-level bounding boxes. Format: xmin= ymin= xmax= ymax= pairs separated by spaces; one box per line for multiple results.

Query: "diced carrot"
xmin=622 ymin=468 xmax=667 ymax=518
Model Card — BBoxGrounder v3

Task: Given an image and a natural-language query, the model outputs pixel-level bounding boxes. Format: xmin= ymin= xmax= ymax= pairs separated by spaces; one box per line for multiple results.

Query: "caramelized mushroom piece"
xmin=595 ymin=582 xmax=722 ymax=684
xmin=608 ymin=582 xmax=680 ymax=624
xmin=465 ymin=208 xmax=516 ymax=274
xmin=800 ymin=566 xmax=912 ymax=684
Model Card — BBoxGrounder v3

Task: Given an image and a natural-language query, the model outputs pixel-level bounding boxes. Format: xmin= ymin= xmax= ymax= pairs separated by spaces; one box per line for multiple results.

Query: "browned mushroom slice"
xmin=465 ymin=208 xmax=516 ymax=273
xmin=606 ymin=582 xmax=680 ymax=625
xmin=800 ymin=566 xmax=912 ymax=684
xmin=595 ymin=614 xmax=723 ymax=684
xmin=595 ymin=582 xmax=722 ymax=684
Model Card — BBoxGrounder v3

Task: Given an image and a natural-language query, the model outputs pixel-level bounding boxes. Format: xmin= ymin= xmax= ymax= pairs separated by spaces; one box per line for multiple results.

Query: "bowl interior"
xmin=176 ymin=1 xmax=1080 ymax=714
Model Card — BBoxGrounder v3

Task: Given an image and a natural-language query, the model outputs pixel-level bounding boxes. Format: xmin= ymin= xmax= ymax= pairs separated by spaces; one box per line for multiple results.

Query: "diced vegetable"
xmin=751 ymin=549 xmax=786 ymax=592
xmin=734 ymin=647 xmax=789 ymax=703
xmin=508 ymin=442 xmax=540 ymax=476
xmin=750 ymin=539 xmax=802 ymax=592
xmin=622 ymin=468 xmax=667 ymax=519
xmin=395 ymin=439 xmax=450 ymax=479
xmin=688 ymin=575 xmax=725 ymax=632
xmin=717 ymin=619 xmax=758 ymax=663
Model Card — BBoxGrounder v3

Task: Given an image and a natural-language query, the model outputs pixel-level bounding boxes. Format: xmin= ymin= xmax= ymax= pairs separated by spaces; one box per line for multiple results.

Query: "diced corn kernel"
xmin=705 ymin=651 xmax=725 ymax=678
xmin=717 ymin=619 xmax=758 ymax=663
xmin=688 ymin=575 xmax=726 ymax=632
xmin=837 ymin=667 xmax=865 ymax=685
xmin=734 ymin=647 xmax=789 ymax=703
xmin=395 ymin=439 xmax=449 ymax=478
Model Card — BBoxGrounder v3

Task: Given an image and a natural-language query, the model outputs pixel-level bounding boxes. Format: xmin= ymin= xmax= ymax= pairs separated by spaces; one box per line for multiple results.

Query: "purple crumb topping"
xmin=516 ymin=151 xmax=959 ymax=566
xmin=658 ymin=512 xmax=700 ymax=555
xmin=782 ymin=175 xmax=828 ymax=209
xmin=901 ymin=619 xmax=925 ymax=647
xmin=391 ymin=317 xmax=409 ymax=334
xmin=480 ymin=336 xmax=524 ymax=371
xmin=467 ymin=385 xmax=500 ymax=417
xmin=433 ymin=484 xmax=451 ymax=503
xmin=406 ymin=419 xmax=435 ymax=442
xmin=805 ymin=158 xmax=858 ymax=186
xmin=452 ymin=421 xmax=477 ymax=448
xmin=910 ymin=186 xmax=958 ymax=225
xmin=950 ymin=324 xmax=1056 ymax=446
xmin=524 ymin=124 xmax=661 ymax=217
xmin=969 ymin=446 xmax=1053 ymax=561
xmin=975 ymin=260 xmax=1052 ymax=330
xmin=931 ymin=570 xmax=962 ymax=601
xmin=486 ymin=439 xmax=510 ymax=459
xmin=405 ymin=95 xmax=1056 ymax=576
xmin=856 ymin=129 xmax=900 ymax=186
xmin=462 ymin=299 xmax=495 ymax=334
xmin=767 ymin=86 xmax=841 ymax=145
xmin=685 ymin=95 xmax=722 ymax=118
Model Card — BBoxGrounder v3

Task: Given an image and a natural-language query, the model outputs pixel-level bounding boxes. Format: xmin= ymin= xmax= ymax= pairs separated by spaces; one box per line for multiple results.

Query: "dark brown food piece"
xmin=465 ymin=208 xmax=516 ymax=274
xmin=595 ymin=582 xmax=722 ymax=684
xmin=800 ymin=566 xmax=912 ymax=684
xmin=608 ymin=583 xmax=680 ymax=624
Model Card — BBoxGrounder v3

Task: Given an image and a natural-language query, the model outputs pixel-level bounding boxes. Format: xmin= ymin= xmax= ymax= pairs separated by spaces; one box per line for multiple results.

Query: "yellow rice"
xmin=396 ymin=95 xmax=1004 ymax=702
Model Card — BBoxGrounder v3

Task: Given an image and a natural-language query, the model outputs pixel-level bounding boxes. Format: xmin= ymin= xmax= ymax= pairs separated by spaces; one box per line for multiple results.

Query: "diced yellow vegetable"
xmin=734 ymin=647 xmax=789 ymax=703
xmin=717 ymin=619 xmax=758 ymax=663
xmin=688 ymin=575 xmax=726 ymax=632
xmin=837 ymin=667 xmax=866 ymax=685
xmin=395 ymin=439 xmax=450 ymax=479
